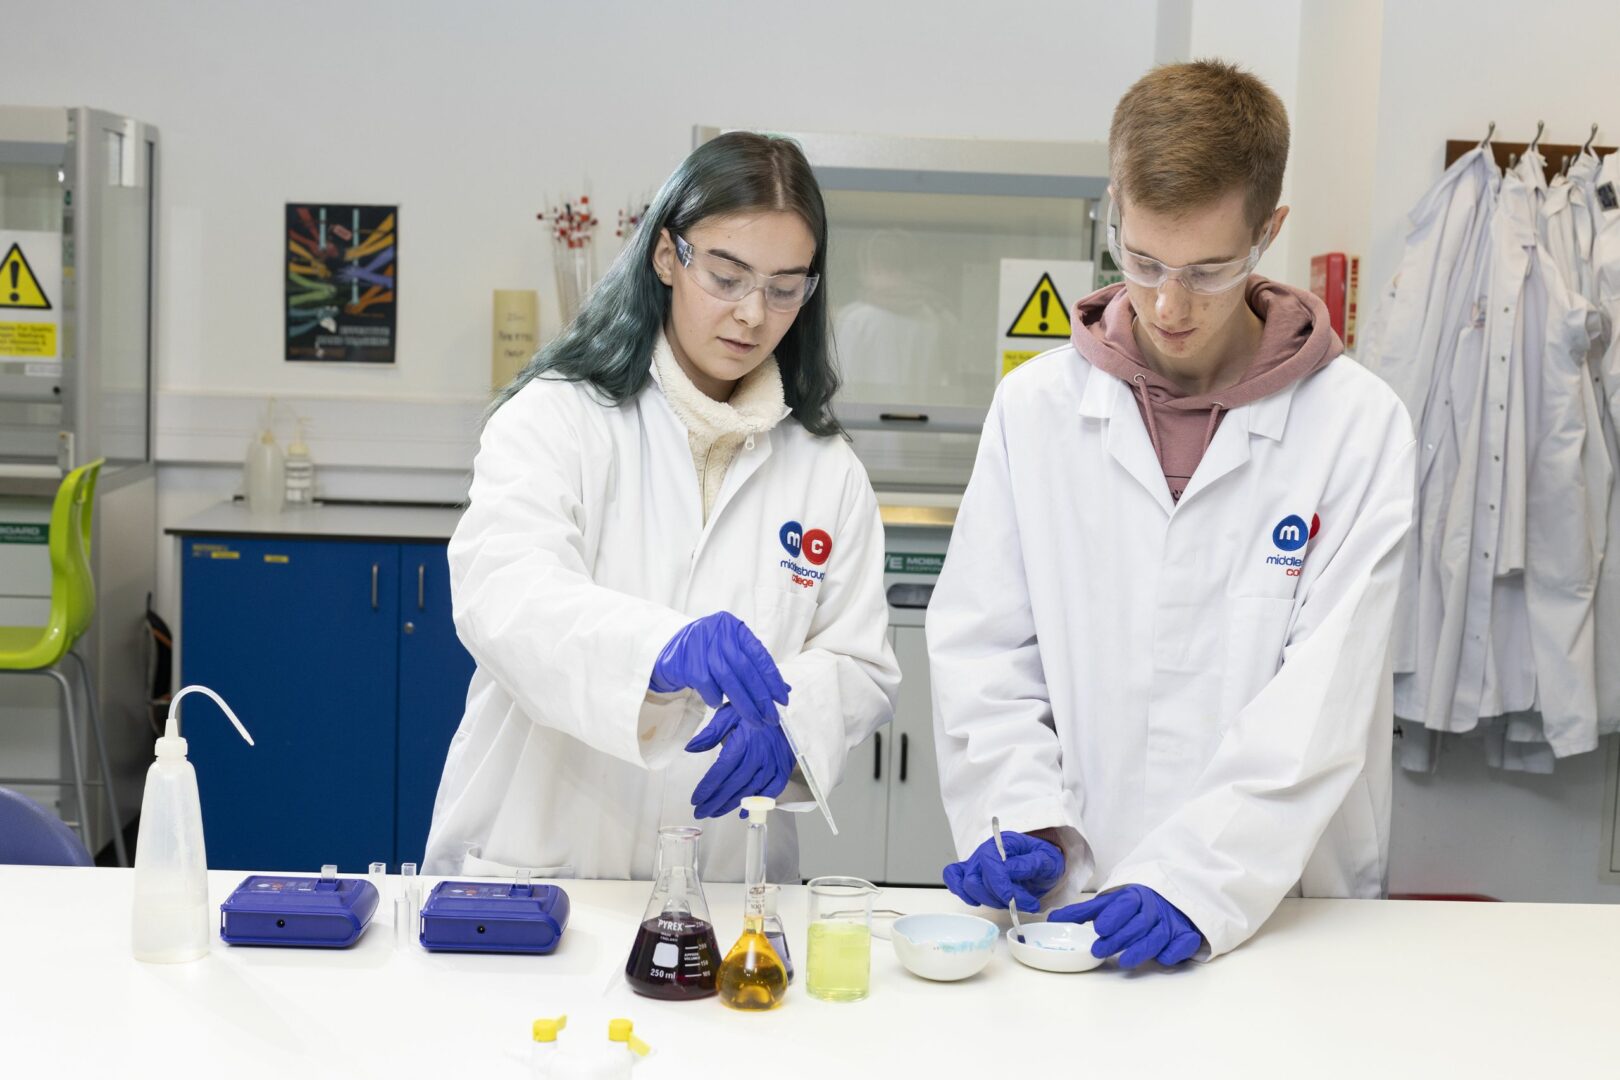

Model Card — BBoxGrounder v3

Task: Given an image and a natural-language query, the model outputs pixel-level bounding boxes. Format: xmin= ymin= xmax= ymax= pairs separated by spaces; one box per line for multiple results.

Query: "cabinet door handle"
xmin=873 ymin=731 xmax=883 ymax=781
xmin=371 ymin=563 xmax=379 ymax=610
xmin=417 ymin=563 xmax=425 ymax=610
xmin=899 ymin=733 xmax=909 ymax=783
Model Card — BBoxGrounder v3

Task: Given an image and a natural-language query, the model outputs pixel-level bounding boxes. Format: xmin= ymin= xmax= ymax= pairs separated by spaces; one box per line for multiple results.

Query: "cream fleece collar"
xmin=649 ymin=330 xmax=790 ymax=442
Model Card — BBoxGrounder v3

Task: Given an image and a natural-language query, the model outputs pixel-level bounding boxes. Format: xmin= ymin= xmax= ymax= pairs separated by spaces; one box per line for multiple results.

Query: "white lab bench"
xmin=2 ymin=866 xmax=1615 ymax=1076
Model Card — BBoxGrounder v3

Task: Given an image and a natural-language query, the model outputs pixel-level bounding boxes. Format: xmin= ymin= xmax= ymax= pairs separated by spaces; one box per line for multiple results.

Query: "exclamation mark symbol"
xmin=1038 ymin=287 xmax=1050 ymax=332
xmin=8 ymin=257 xmax=18 ymax=304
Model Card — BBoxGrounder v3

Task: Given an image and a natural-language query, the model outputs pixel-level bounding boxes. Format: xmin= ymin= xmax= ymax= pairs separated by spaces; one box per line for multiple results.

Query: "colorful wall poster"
xmin=286 ymin=203 xmax=396 ymax=363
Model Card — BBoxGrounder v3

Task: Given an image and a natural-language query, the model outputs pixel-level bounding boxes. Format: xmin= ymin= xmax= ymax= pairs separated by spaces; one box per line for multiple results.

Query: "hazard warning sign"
xmin=0 ymin=231 xmax=62 ymax=362
xmin=997 ymin=259 xmax=1093 ymax=379
xmin=1 ymin=243 xmax=52 ymax=310
xmin=1005 ymin=273 xmax=1071 ymax=338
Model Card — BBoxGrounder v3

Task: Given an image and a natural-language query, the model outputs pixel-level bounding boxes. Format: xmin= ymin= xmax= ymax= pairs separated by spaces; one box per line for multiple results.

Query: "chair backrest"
xmin=0 ymin=786 xmax=94 ymax=867
xmin=43 ymin=459 xmax=104 ymax=660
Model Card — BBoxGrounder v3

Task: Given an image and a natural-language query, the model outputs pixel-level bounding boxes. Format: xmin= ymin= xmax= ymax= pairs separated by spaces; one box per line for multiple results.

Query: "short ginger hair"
xmin=1109 ymin=59 xmax=1290 ymax=236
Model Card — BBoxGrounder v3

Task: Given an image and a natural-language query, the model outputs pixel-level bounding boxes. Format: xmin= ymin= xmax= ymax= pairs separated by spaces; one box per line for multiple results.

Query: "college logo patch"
xmin=777 ymin=520 xmax=831 ymax=590
xmin=1265 ymin=512 xmax=1319 ymax=578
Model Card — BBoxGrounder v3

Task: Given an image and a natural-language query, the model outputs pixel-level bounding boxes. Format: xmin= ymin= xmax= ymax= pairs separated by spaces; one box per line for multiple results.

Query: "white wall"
xmin=1285 ymin=0 xmax=1384 ymax=295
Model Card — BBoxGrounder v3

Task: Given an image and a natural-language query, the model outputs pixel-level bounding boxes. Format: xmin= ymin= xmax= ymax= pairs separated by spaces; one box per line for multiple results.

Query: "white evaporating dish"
xmin=891 ymin=913 xmax=999 ymax=981
xmin=1006 ymin=921 xmax=1107 ymax=973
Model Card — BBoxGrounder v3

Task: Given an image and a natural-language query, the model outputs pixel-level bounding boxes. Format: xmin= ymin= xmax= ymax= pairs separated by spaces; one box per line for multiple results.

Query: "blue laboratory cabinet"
xmin=178 ymin=529 xmax=473 ymax=872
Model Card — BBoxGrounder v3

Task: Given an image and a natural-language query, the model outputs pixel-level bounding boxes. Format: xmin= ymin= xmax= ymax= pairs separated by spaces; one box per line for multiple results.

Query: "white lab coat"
xmin=928 ymin=346 xmax=1415 ymax=957
xmin=1390 ymin=154 xmax=1606 ymax=762
xmin=1590 ymin=153 xmax=1620 ymax=733
xmin=423 ymin=367 xmax=900 ymax=883
xmin=1359 ymin=148 xmax=1496 ymax=733
xmin=1521 ymin=154 xmax=1610 ymax=757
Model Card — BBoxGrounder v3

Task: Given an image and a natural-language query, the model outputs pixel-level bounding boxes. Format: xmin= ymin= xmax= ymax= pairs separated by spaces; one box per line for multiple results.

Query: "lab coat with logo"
xmin=928 ymin=347 xmax=1414 ymax=957
xmin=423 ymin=371 xmax=900 ymax=883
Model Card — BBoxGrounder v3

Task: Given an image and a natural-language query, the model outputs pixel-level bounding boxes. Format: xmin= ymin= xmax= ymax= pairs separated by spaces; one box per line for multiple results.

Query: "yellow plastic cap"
xmin=608 ymin=1019 xmax=651 ymax=1056
xmin=531 ymin=1014 xmax=567 ymax=1042
xmin=740 ymin=796 xmax=775 ymax=816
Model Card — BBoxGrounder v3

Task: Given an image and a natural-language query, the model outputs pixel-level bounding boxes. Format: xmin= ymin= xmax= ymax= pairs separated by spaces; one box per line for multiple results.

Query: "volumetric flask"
xmin=625 ymin=826 xmax=720 ymax=1000
xmin=806 ymin=876 xmax=877 ymax=1002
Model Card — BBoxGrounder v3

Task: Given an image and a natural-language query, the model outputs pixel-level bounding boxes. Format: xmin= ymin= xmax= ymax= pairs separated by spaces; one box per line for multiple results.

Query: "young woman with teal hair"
xmin=425 ymin=132 xmax=899 ymax=884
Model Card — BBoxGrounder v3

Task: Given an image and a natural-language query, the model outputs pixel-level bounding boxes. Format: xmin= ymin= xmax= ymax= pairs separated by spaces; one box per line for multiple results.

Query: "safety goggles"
xmin=674 ymin=235 xmax=820 ymax=313
xmin=1106 ymin=202 xmax=1271 ymax=294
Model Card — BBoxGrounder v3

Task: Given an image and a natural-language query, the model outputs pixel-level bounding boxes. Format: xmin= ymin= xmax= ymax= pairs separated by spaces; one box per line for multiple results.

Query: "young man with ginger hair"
xmin=930 ymin=60 xmax=1415 ymax=966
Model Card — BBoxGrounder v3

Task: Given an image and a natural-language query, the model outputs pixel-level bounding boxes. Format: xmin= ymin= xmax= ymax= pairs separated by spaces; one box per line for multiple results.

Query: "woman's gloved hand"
xmin=649 ymin=611 xmax=791 ymax=724
xmin=685 ymin=703 xmax=795 ymax=819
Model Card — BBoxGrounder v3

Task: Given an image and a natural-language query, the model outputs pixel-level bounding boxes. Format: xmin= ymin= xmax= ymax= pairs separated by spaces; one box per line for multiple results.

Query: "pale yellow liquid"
xmin=806 ymin=921 xmax=871 ymax=1002
xmin=717 ymin=922 xmax=789 ymax=1011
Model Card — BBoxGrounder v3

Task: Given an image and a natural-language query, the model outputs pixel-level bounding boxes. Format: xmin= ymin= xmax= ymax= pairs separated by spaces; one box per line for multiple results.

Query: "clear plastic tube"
xmin=401 ymin=861 xmax=419 ymax=929
xmin=393 ymin=897 xmax=412 ymax=949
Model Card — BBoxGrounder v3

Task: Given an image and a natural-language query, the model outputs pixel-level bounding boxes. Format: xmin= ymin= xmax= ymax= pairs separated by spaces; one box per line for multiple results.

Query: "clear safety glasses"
xmin=1106 ymin=203 xmax=1272 ymax=294
xmin=674 ymin=235 xmax=820 ymax=313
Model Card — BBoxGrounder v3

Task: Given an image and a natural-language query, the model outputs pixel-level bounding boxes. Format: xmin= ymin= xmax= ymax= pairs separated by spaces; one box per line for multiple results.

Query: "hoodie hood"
xmin=1069 ymin=276 xmax=1342 ymax=502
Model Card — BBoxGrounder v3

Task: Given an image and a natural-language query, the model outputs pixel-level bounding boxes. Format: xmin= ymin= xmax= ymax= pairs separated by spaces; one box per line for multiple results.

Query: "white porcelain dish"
xmin=891 ymin=913 xmax=999 ymax=981
xmin=1006 ymin=921 xmax=1107 ymax=973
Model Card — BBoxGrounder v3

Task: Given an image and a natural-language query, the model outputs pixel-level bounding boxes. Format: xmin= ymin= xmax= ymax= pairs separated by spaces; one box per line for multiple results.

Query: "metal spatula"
xmin=991 ymin=815 xmax=1025 ymax=944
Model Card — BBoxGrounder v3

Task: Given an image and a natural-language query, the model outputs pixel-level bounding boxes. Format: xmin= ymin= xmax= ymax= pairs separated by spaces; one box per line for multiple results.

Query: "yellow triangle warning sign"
xmin=1005 ymin=272 xmax=1069 ymax=338
xmin=1 ymin=243 xmax=53 ymax=311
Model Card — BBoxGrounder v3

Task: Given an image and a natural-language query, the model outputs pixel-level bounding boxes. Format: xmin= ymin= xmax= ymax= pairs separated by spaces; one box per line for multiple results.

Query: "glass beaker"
xmin=805 ymin=876 xmax=877 ymax=1002
xmin=625 ymin=826 xmax=720 ymax=1000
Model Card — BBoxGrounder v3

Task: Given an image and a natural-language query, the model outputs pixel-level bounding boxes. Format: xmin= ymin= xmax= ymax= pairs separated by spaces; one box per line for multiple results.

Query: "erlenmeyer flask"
xmin=625 ymin=826 xmax=720 ymax=1000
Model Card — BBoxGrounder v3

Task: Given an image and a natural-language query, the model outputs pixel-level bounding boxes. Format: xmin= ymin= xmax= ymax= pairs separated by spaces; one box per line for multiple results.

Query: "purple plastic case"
xmin=418 ymin=879 xmax=570 ymax=954
xmin=219 ymin=874 xmax=379 ymax=948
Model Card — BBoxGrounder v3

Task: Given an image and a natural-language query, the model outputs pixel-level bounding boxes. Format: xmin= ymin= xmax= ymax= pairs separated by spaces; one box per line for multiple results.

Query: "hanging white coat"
xmin=1357 ymin=147 xmax=1496 ymax=732
xmin=1591 ymin=153 xmax=1620 ymax=732
xmin=423 ymin=368 xmax=899 ymax=883
xmin=928 ymin=346 xmax=1414 ymax=958
xmin=1391 ymin=154 xmax=1607 ymax=766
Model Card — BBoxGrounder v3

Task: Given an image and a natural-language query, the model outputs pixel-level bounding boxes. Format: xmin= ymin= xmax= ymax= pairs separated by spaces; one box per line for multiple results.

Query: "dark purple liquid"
xmin=765 ymin=928 xmax=793 ymax=982
xmin=625 ymin=914 xmax=720 ymax=1000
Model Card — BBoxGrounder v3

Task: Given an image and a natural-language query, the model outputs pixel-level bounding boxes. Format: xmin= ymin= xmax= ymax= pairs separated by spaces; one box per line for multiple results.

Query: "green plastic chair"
xmin=0 ymin=459 xmax=127 ymax=865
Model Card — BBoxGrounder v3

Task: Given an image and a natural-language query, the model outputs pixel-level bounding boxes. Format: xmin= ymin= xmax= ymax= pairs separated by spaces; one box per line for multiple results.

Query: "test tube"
xmin=368 ymin=861 xmax=387 ymax=902
xmin=401 ymin=862 xmax=419 ymax=936
xmin=393 ymin=897 xmax=412 ymax=950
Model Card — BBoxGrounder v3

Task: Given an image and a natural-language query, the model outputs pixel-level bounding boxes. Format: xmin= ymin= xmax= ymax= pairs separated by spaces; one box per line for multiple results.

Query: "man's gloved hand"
xmin=649 ymin=612 xmax=791 ymax=725
xmin=942 ymin=831 xmax=1065 ymax=913
xmin=685 ymin=703 xmax=795 ymax=819
xmin=1049 ymin=884 xmax=1203 ymax=969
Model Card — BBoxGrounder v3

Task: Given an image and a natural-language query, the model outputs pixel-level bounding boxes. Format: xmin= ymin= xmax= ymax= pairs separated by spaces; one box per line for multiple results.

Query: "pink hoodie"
xmin=1069 ymin=277 xmax=1343 ymax=502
